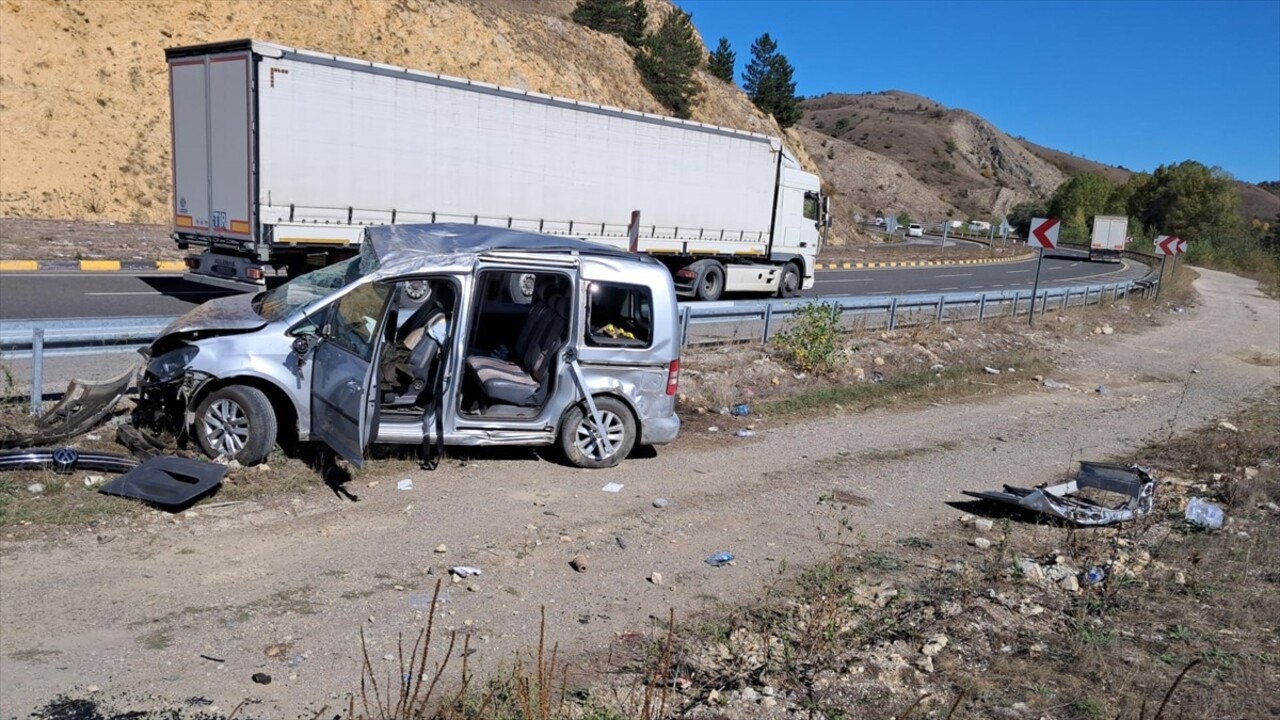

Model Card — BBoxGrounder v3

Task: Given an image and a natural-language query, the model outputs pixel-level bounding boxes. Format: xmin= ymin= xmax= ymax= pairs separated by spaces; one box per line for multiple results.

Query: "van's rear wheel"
xmin=695 ymin=262 xmax=725 ymax=302
xmin=194 ymin=385 xmax=277 ymax=466
xmin=559 ymin=396 xmax=636 ymax=469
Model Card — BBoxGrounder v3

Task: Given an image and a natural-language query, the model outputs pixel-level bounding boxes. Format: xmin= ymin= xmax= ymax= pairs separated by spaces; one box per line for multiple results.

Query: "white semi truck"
xmin=166 ymin=39 xmax=829 ymax=300
xmin=1089 ymin=215 xmax=1129 ymax=262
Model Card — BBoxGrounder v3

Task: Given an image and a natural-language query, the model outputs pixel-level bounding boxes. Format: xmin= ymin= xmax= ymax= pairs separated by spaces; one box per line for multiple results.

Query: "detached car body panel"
xmin=139 ymin=224 xmax=681 ymax=469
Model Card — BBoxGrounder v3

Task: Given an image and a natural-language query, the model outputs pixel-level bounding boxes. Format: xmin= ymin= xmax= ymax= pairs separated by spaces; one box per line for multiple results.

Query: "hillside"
xmin=0 ymin=0 xmax=807 ymax=226
xmin=798 ymin=91 xmax=1067 ymax=221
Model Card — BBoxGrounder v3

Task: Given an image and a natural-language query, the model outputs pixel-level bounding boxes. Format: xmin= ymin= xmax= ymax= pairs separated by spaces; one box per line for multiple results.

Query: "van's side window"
xmin=586 ymin=282 xmax=652 ymax=348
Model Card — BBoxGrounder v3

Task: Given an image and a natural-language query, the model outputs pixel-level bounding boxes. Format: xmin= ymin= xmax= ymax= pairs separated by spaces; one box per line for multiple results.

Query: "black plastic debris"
xmin=98 ymin=456 xmax=227 ymax=511
xmin=962 ymin=461 xmax=1156 ymax=526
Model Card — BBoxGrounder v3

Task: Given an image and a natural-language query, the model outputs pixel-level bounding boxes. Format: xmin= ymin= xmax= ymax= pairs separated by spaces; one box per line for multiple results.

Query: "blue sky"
xmin=677 ymin=0 xmax=1280 ymax=184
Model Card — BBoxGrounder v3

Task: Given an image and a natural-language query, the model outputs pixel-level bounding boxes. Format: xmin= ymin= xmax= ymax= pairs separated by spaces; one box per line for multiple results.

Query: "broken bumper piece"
xmin=0 ymin=366 xmax=138 ymax=450
xmin=963 ymin=461 xmax=1156 ymax=526
xmin=0 ymin=447 xmax=140 ymax=474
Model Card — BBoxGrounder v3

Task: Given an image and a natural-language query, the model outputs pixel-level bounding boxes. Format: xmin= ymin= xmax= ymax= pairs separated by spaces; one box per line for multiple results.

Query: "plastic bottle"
xmin=1184 ymin=497 xmax=1224 ymax=529
xmin=705 ymin=552 xmax=734 ymax=567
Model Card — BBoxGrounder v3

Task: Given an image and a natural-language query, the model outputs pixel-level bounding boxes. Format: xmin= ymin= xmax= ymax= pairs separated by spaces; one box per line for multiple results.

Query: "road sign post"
xmin=1154 ymin=235 xmax=1183 ymax=299
xmin=1027 ymin=217 xmax=1060 ymax=325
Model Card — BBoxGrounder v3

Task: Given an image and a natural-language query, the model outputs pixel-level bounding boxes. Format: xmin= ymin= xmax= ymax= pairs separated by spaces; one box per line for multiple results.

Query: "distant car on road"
xmin=907 ymin=223 xmax=924 ymax=237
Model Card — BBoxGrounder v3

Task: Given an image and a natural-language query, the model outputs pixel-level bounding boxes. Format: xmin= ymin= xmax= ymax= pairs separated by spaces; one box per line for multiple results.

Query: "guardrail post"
xmin=30 ymin=327 xmax=44 ymax=416
xmin=978 ymin=294 xmax=987 ymax=321
xmin=888 ymin=297 xmax=898 ymax=330
xmin=762 ymin=303 xmax=774 ymax=343
xmin=936 ymin=296 xmax=945 ymax=324
xmin=1061 ymin=289 xmax=1069 ymax=312
xmin=680 ymin=306 xmax=691 ymax=348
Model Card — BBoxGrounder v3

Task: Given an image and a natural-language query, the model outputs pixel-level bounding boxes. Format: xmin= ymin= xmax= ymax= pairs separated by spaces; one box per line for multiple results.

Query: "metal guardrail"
xmin=677 ymin=279 xmax=1156 ymax=346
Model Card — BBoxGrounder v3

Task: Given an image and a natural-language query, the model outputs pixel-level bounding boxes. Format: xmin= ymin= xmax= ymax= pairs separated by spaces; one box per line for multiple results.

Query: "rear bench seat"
xmin=466 ymin=291 xmax=569 ymax=407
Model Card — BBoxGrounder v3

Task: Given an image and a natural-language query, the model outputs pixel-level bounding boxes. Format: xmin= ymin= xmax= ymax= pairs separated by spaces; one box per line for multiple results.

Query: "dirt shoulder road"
xmin=1 ymin=268 xmax=1276 ymax=717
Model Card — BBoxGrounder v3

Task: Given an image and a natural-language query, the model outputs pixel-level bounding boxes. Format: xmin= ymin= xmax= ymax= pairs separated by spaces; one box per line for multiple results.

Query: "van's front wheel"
xmin=559 ymin=396 xmax=636 ymax=469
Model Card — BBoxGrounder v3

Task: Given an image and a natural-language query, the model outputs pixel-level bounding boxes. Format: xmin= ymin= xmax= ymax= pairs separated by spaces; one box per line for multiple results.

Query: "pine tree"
xmin=742 ymin=33 xmax=802 ymax=129
xmin=634 ymin=9 xmax=702 ymax=118
xmin=572 ymin=0 xmax=645 ymax=47
xmin=707 ymin=37 xmax=735 ymax=84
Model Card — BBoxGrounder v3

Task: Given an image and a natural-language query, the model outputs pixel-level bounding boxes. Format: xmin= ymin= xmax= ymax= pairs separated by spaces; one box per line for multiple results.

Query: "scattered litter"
xmin=199 ymin=654 xmax=225 ymax=663
xmin=251 ymin=673 xmax=272 ymax=685
xmin=397 ymin=478 xmax=413 ymax=491
xmin=1083 ymin=567 xmax=1106 ymax=585
xmin=653 ymin=498 xmax=668 ymax=508
xmin=963 ymin=461 xmax=1156 ymax=526
xmin=570 ymin=554 xmax=589 ymax=573
xmin=930 ymin=364 xmax=945 ymax=372
xmin=983 ymin=367 xmax=1001 ymax=375
xmin=730 ymin=403 xmax=751 ymax=416
xmin=1042 ymin=379 xmax=1070 ymax=390
xmin=1095 ymin=385 xmax=1109 ymax=394
xmin=1184 ymin=497 xmax=1224 ymax=529
xmin=601 ymin=482 xmax=624 ymax=493
xmin=27 ymin=483 xmax=44 ymax=495
xmin=98 ymin=456 xmax=227 ymax=510
xmin=707 ymin=426 xmax=719 ymax=432
xmin=615 ymin=536 xmax=627 ymax=550
xmin=1217 ymin=421 xmax=1239 ymax=433
xmin=82 ymin=474 xmax=106 ymax=488
xmin=705 ymin=552 xmax=734 ymax=567
xmin=450 ymin=566 xmax=482 ymax=578
xmin=734 ymin=429 xmax=756 ymax=438
xmin=871 ymin=371 xmax=884 ymax=383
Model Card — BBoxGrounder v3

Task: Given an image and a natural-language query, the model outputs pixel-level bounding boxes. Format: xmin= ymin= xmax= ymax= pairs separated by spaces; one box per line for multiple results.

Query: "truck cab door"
xmin=310 ymin=280 xmax=392 ymax=467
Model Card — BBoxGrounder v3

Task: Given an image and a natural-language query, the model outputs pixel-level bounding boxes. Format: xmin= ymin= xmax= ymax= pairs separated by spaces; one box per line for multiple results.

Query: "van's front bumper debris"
xmin=963 ymin=461 xmax=1156 ymax=526
xmin=0 ymin=367 xmax=138 ymax=450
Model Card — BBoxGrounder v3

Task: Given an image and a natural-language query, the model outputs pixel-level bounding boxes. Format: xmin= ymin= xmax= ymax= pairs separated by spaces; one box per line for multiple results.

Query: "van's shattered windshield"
xmin=252 ymin=248 xmax=381 ymax=321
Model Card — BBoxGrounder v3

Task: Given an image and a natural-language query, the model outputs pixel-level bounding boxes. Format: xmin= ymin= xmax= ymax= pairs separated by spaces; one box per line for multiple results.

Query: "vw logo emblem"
xmin=51 ymin=447 xmax=79 ymax=474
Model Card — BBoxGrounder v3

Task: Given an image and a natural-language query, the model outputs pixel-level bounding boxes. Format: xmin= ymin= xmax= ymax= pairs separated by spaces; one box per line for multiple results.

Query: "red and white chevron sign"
xmin=1029 ymin=217 xmax=1060 ymax=249
xmin=1155 ymin=235 xmax=1183 ymax=255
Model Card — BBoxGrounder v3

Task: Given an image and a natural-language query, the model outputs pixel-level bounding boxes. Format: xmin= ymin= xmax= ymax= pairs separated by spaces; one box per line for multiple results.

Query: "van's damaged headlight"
xmin=146 ymin=345 xmax=199 ymax=383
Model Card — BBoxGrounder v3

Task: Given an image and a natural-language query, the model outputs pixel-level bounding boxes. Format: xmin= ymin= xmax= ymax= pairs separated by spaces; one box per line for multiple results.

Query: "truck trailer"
xmin=166 ymin=39 xmax=829 ymax=301
xmin=1089 ymin=215 xmax=1129 ymax=262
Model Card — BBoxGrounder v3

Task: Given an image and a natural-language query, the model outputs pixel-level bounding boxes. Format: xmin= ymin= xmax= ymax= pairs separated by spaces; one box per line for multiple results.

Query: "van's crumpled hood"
xmin=157 ymin=293 xmax=268 ymax=339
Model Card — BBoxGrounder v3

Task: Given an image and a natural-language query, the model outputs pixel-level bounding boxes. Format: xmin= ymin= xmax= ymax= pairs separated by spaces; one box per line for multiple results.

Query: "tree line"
xmin=1008 ymin=161 xmax=1278 ymax=275
xmin=570 ymin=0 xmax=801 ymax=127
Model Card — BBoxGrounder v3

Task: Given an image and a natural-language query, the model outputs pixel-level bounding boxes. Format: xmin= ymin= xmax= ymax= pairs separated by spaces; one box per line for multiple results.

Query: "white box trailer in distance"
xmin=166 ymin=39 xmax=829 ymax=300
xmin=1089 ymin=215 xmax=1128 ymax=262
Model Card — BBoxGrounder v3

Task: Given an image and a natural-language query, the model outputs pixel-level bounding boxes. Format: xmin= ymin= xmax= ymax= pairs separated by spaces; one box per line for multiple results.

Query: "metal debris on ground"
xmin=962 ymin=461 xmax=1156 ymax=526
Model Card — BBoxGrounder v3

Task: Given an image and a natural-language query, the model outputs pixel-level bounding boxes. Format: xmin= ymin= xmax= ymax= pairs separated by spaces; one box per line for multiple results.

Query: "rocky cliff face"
xmin=0 ymin=0 xmax=795 ymax=224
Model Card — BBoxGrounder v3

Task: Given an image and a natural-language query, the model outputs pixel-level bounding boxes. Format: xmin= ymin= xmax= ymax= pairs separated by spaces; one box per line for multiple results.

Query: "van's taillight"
xmin=245 ymin=267 xmax=264 ymax=281
xmin=666 ymin=359 xmax=680 ymax=396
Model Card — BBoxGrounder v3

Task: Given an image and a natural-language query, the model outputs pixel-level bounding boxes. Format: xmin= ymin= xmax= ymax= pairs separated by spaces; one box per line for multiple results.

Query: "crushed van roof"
xmin=365 ymin=223 xmax=641 ymax=265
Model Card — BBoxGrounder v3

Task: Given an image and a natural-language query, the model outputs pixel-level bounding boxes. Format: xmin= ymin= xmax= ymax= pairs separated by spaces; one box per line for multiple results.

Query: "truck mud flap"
xmin=98 ymin=456 xmax=227 ymax=511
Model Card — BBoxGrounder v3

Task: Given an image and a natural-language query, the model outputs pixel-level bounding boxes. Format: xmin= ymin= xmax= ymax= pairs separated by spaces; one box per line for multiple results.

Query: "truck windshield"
xmin=252 ymin=250 xmax=381 ymax=321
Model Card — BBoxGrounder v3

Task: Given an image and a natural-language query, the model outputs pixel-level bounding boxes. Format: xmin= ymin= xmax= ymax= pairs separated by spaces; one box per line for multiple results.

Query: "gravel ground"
xmin=0 ymin=268 xmax=1275 ymax=717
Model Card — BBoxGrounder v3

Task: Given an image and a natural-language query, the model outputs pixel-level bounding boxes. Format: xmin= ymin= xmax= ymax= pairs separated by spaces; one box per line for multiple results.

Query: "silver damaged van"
xmin=138 ymin=224 xmax=681 ymax=469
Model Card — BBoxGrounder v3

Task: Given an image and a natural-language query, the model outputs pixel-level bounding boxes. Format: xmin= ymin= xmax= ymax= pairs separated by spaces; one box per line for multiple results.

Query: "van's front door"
xmin=311 ymin=280 xmax=392 ymax=467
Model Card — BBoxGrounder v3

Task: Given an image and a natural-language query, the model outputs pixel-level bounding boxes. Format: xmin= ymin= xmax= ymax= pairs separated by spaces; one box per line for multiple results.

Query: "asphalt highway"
xmin=0 ymin=252 xmax=1148 ymax=321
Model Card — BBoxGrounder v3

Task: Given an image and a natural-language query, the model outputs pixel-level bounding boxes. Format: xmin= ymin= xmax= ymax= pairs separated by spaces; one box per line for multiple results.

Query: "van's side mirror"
xmin=292 ymin=334 xmax=318 ymax=371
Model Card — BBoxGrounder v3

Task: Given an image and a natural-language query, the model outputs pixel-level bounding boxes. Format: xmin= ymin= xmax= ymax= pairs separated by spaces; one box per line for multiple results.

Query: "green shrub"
xmin=772 ymin=301 xmax=841 ymax=374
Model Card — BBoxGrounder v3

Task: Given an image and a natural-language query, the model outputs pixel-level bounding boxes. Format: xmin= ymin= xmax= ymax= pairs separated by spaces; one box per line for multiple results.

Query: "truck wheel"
xmin=777 ymin=262 xmax=801 ymax=298
xmin=558 ymin=396 xmax=636 ymax=469
xmin=695 ymin=262 xmax=725 ymax=302
xmin=194 ymin=385 xmax=278 ymax=466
